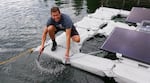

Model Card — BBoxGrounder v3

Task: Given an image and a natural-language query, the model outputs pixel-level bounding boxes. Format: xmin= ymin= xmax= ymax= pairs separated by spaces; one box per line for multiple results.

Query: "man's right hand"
xmin=39 ymin=45 xmax=44 ymax=54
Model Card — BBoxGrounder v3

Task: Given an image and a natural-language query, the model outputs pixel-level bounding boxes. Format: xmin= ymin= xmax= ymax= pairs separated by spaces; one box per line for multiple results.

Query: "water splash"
xmin=35 ymin=55 xmax=66 ymax=75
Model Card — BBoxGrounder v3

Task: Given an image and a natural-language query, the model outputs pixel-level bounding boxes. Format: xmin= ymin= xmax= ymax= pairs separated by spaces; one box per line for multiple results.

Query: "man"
xmin=40 ymin=7 xmax=80 ymax=61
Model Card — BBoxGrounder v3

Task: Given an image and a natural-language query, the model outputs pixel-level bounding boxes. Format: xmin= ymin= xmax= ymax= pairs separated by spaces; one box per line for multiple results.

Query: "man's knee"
xmin=72 ymin=35 xmax=80 ymax=43
xmin=47 ymin=25 xmax=56 ymax=32
xmin=76 ymin=37 xmax=80 ymax=43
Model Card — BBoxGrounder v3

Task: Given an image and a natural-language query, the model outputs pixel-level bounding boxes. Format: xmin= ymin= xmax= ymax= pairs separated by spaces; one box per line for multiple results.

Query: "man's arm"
xmin=40 ymin=27 xmax=47 ymax=54
xmin=65 ymin=28 xmax=71 ymax=59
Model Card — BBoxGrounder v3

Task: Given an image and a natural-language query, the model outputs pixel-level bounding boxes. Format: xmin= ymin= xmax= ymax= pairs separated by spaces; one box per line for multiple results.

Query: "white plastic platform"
xmin=35 ymin=7 xmax=150 ymax=83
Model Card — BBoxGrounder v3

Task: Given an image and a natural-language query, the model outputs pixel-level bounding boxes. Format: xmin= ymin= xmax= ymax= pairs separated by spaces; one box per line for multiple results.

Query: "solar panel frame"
xmin=101 ymin=27 xmax=150 ymax=65
xmin=140 ymin=20 xmax=150 ymax=29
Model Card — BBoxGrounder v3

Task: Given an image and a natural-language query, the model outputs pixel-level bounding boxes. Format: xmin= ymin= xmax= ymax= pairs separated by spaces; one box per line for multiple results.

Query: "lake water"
xmin=0 ymin=0 xmax=150 ymax=83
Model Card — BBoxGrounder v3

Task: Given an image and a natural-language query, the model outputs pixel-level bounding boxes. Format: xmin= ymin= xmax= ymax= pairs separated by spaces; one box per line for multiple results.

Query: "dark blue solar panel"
xmin=101 ymin=27 xmax=150 ymax=65
xmin=126 ymin=7 xmax=150 ymax=23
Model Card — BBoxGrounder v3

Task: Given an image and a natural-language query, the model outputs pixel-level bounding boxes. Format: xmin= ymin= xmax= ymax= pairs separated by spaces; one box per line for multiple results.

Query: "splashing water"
xmin=35 ymin=53 xmax=66 ymax=75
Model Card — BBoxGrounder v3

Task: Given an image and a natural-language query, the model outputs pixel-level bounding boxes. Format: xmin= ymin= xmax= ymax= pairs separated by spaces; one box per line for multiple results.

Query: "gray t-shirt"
xmin=46 ymin=13 xmax=74 ymax=30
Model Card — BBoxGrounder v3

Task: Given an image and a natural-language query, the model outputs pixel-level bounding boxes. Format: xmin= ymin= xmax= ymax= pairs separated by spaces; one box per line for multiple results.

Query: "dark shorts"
xmin=55 ymin=27 xmax=79 ymax=37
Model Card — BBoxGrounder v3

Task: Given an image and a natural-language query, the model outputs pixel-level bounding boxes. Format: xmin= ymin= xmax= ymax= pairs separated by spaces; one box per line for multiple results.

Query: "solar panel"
xmin=126 ymin=7 xmax=150 ymax=23
xmin=101 ymin=27 xmax=150 ymax=65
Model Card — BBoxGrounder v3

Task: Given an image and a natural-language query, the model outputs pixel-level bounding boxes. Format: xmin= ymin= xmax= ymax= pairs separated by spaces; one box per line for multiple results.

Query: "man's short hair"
xmin=51 ymin=7 xmax=60 ymax=13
